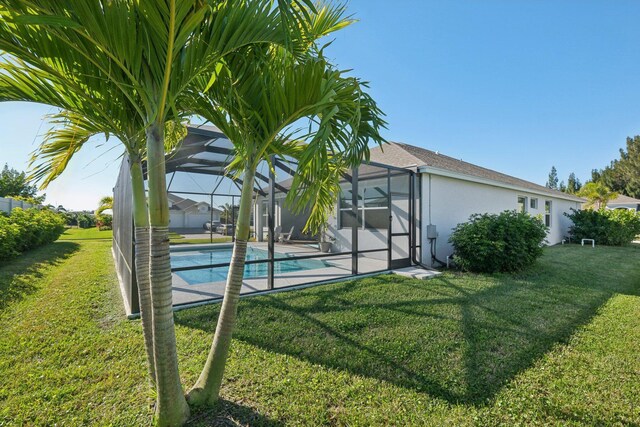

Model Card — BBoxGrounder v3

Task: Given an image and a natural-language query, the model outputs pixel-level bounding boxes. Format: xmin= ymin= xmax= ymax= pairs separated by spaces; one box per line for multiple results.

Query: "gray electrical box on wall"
xmin=427 ymin=224 xmax=438 ymax=239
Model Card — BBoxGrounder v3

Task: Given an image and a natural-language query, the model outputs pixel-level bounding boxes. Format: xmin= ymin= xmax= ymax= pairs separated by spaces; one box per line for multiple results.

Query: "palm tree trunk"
xmin=146 ymin=122 xmax=190 ymax=426
xmin=129 ymin=157 xmax=156 ymax=384
xmin=188 ymin=166 xmax=256 ymax=406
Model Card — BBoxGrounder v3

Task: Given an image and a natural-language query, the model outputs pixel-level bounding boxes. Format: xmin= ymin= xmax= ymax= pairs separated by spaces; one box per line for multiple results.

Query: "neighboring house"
xmin=256 ymin=141 xmax=584 ymax=268
xmin=168 ymin=192 xmax=221 ymax=229
xmin=605 ymin=194 xmax=640 ymax=211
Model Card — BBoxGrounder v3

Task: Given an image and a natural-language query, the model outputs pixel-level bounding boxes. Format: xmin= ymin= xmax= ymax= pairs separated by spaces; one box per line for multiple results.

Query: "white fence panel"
xmin=0 ymin=197 xmax=33 ymax=214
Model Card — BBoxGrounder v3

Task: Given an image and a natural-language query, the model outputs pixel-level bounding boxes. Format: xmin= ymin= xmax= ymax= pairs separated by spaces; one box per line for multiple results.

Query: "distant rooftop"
xmin=167 ymin=192 xmax=221 ymax=212
xmin=608 ymin=194 xmax=640 ymax=205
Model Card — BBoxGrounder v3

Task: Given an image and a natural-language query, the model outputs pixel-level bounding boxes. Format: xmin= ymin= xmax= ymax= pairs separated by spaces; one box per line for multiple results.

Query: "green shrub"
xmin=76 ymin=212 xmax=96 ymax=228
xmin=96 ymin=214 xmax=112 ymax=230
xmin=0 ymin=208 xmax=66 ymax=262
xmin=565 ymin=208 xmax=640 ymax=246
xmin=0 ymin=215 xmax=20 ymax=260
xmin=449 ymin=210 xmax=548 ymax=273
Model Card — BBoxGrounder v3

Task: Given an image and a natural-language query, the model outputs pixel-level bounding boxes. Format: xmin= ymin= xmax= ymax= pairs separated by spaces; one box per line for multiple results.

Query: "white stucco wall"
xmin=255 ymin=197 xmax=283 ymax=241
xmin=330 ymin=223 xmax=388 ymax=260
xmin=253 ymin=171 xmax=581 ymax=269
xmin=607 ymin=204 xmax=640 ymax=211
xmin=421 ymin=174 xmax=582 ymax=267
xmin=329 ymin=177 xmax=410 ymax=262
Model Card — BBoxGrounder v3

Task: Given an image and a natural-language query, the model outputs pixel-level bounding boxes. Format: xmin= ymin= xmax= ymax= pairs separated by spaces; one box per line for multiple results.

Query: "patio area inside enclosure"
xmin=113 ymin=125 xmax=421 ymax=314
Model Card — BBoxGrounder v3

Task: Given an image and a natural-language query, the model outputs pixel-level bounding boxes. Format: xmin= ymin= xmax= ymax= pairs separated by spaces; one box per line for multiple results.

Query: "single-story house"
xmin=114 ymin=125 xmax=586 ymax=313
xmin=606 ymin=194 xmax=640 ymax=211
xmin=168 ymin=192 xmax=221 ymax=229
xmin=256 ymin=141 xmax=584 ymax=268
xmin=369 ymin=142 xmax=583 ymax=267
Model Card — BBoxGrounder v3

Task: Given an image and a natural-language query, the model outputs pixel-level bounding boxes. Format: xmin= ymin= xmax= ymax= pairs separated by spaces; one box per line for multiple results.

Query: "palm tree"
xmin=95 ymin=196 xmax=113 ymax=216
xmin=0 ymin=52 xmax=161 ymax=390
xmin=219 ymin=202 xmax=238 ymax=224
xmin=95 ymin=195 xmax=114 ymax=228
xmin=185 ymin=8 xmax=386 ymax=405
xmin=0 ymin=1 xmax=314 ymax=424
xmin=578 ymin=182 xmax=619 ymax=210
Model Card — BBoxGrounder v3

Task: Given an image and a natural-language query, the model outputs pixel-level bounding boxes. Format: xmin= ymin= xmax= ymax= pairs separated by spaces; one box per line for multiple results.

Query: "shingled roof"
xmin=608 ymin=194 xmax=640 ymax=205
xmin=167 ymin=193 xmax=221 ymax=212
xmin=369 ymin=142 xmax=584 ymax=202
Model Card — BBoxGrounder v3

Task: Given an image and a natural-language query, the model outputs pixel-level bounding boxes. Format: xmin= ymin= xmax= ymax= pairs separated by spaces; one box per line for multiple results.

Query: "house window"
xmin=517 ymin=196 xmax=527 ymax=213
xmin=545 ymin=200 xmax=552 ymax=227
xmin=339 ymin=178 xmax=388 ymax=230
xmin=530 ymin=198 xmax=538 ymax=209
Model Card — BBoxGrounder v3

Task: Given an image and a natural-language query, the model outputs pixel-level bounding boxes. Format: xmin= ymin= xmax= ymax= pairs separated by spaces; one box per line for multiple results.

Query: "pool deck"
xmin=171 ymin=242 xmax=388 ymax=306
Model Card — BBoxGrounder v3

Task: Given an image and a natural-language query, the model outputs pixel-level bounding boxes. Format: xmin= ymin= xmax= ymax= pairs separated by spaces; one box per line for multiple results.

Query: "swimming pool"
xmin=171 ymin=246 xmax=329 ymax=285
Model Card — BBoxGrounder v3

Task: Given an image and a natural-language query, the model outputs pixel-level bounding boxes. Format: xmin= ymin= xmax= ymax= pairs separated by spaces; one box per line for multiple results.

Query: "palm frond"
xmin=188 ymin=31 xmax=386 ymax=234
xmin=29 ymin=111 xmax=98 ymax=188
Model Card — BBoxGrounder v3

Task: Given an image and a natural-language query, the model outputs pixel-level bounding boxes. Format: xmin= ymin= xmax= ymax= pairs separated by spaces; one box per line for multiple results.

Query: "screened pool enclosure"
xmin=113 ymin=125 xmax=422 ymax=315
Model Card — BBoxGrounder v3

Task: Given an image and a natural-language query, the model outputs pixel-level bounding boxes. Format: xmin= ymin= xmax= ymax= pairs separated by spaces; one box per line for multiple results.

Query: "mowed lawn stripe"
xmin=1 ymin=241 xmax=639 ymax=425
xmin=0 ymin=240 xmax=150 ymax=426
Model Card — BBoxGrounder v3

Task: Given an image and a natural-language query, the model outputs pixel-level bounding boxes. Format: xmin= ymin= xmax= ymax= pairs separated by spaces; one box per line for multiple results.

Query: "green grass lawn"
xmin=1 ymin=242 xmax=639 ymax=425
xmin=58 ymin=227 xmax=113 ymax=240
xmin=58 ymin=228 xmax=230 ymax=244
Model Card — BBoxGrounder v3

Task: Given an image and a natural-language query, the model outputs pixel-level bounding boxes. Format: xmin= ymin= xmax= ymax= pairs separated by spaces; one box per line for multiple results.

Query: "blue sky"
xmin=2 ymin=0 xmax=639 ymax=210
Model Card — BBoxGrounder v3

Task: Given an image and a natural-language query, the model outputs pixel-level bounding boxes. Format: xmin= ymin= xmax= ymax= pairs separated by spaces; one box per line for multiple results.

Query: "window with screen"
xmin=545 ymin=200 xmax=552 ymax=227
xmin=339 ymin=178 xmax=388 ymax=230
xmin=517 ymin=196 xmax=527 ymax=213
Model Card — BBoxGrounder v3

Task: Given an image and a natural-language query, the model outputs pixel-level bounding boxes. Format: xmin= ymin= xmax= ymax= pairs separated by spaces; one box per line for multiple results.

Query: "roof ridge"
xmin=377 ymin=141 xmax=583 ymax=202
xmin=372 ymin=141 xmax=423 ymax=167
xmin=395 ymin=141 xmax=531 ymax=182
xmin=610 ymin=194 xmax=640 ymax=203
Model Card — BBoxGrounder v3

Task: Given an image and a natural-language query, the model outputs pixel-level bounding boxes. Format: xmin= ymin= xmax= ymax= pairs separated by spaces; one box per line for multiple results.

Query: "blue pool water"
xmin=171 ymin=246 xmax=329 ymax=285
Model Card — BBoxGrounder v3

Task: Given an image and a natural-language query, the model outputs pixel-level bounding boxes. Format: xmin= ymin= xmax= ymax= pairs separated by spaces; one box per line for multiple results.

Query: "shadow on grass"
xmin=176 ymin=245 xmax=640 ymax=405
xmin=186 ymin=399 xmax=284 ymax=427
xmin=0 ymin=241 xmax=80 ymax=311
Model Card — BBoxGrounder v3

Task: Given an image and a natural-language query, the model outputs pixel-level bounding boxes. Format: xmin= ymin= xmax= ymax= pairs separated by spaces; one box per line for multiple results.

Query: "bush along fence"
xmin=565 ymin=208 xmax=640 ymax=246
xmin=0 ymin=196 xmax=34 ymax=214
xmin=449 ymin=210 xmax=548 ymax=273
xmin=0 ymin=208 xmax=66 ymax=262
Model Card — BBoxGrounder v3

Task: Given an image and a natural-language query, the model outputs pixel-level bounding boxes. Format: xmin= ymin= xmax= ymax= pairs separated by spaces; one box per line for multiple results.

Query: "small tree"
xmin=95 ymin=196 xmax=113 ymax=230
xmin=0 ymin=164 xmax=43 ymax=202
xmin=2 ymin=1 xmax=372 ymax=424
xmin=219 ymin=203 xmax=238 ymax=224
xmin=566 ymin=172 xmax=582 ymax=194
xmin=577 ymin=182 xmax=618 ymax=209
xmin=186 ymin=14 xmax=385 ymax=405
xmin=75 ymin=212 xmax=95 ymax=229
xmin=95 ymin=196 xmax=113 ymax=216
xmin=590 ymin=136 xmax=640 ymax=198
xmin=546 ymin=166 xmax=559 ymax=189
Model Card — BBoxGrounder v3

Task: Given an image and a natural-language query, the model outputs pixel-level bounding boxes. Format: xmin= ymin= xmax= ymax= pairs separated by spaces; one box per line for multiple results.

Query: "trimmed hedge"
xmin=565 ymin=208 xmax=640 ymax=246
xmin=0 ymin=208 xmax=66 ymax=262
xmin=449 ymin=210 xmax=548 ymax=273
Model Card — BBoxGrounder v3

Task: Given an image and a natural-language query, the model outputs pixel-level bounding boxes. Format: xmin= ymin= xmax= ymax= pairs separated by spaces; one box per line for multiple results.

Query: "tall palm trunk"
xmin=146 ymin=122 xmax=190 ymax=426
xmin=188 ymin=166 xmax=256 ymax=406
xmin=129 ymin=157 xmax=156 ymax=384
